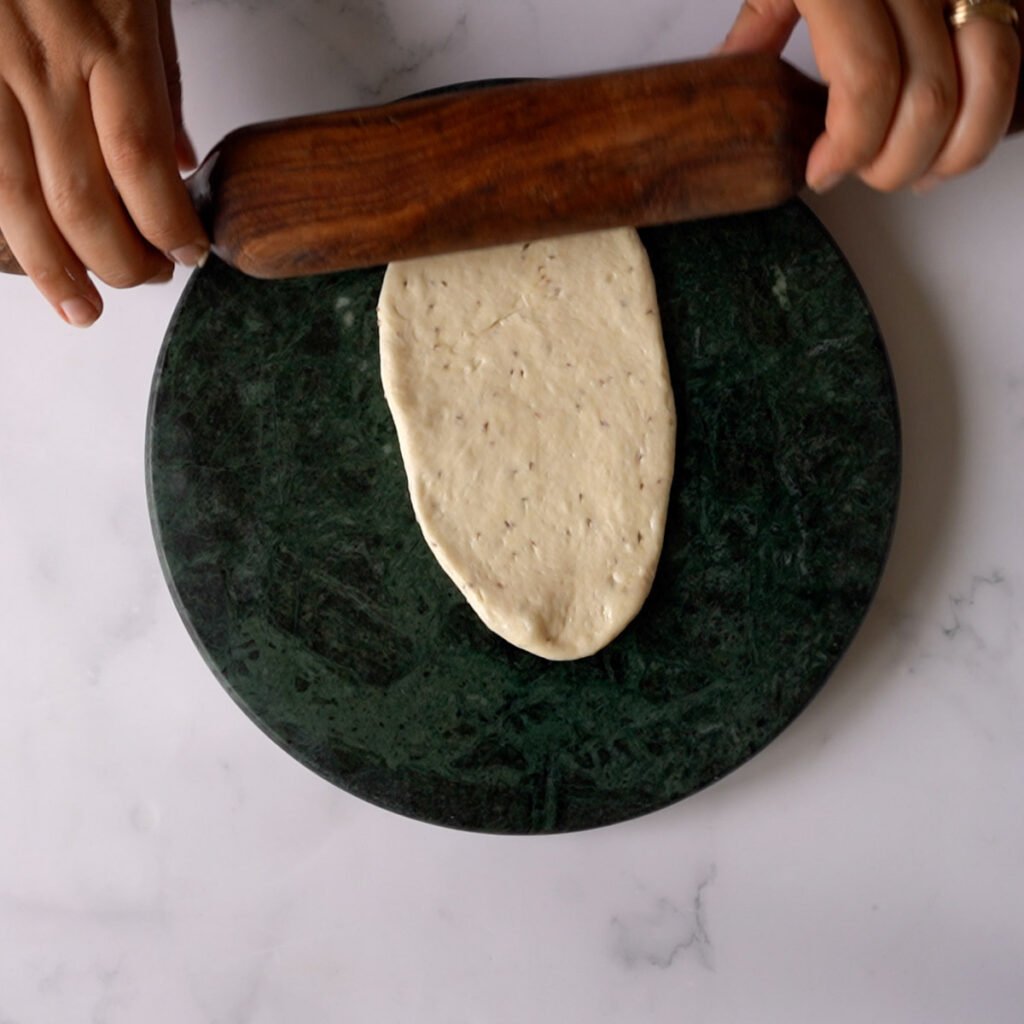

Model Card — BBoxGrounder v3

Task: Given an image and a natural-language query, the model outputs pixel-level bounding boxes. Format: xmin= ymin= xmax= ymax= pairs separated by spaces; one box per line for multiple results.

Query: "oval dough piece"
xmin=377 ymin=229 xmax=676 ymax=660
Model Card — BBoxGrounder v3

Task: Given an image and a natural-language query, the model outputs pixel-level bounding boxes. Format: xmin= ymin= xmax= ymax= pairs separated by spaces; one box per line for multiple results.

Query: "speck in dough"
xmin=377 ymin=229 xmax=676 ymax=660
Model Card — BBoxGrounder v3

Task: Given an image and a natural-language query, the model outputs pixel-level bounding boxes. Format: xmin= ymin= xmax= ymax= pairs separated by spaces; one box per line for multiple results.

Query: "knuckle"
xmin=28 ymin=264 xmax=65 ymax=291
xmin=844 ymin=55 xmax=900 ymax=107
xmin=0 ymin=168 xmax=34 ymax=205
xmin=824 ymin=124 xmax=878 ymax=170
xmin=16 ymin=259 xmax=71 ymax=297
xmin=103 ymin=122 xmax=162 ymax=176
xmin=908 ymin=74 xmax=956 ymax=125
xmin=108 ymin=8 xmax=148 ymax=53
xmin=13 ymin=24 xmax=52 ymax=84
xmin=47 ymin=172 xmax=97 ymax=224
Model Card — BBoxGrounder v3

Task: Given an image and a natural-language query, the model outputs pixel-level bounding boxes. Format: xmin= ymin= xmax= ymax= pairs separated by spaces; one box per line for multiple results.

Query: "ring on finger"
xmin=946 ymin=0 xmax=1020 ymax=28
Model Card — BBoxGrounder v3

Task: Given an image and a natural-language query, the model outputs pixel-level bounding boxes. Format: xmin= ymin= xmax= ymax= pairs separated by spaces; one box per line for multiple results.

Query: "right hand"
xmin=719 ymin=0 xmax=1022 ymax=196
xmin=0 ymin=0 xmax=209 ymax=327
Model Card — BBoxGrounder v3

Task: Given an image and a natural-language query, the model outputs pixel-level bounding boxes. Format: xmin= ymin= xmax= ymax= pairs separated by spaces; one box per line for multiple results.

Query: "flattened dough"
xmin=377 ymin=229 xmax=676 ymax=660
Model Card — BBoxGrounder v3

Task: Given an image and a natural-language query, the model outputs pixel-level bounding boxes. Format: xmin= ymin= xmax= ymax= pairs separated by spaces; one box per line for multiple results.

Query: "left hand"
xmin=719 ymin=0 xmax=1022 ymax=193
xmin=0 ymin=0 xmax=207 ymax=327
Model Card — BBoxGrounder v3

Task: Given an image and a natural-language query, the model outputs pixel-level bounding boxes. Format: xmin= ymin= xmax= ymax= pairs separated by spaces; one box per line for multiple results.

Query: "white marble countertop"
xmin=2 ymin=1 xmax=1023 ymax=1021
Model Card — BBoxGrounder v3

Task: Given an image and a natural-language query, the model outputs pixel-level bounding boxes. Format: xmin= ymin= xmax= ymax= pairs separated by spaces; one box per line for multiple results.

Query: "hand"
xmin=0 ymin=0 xmax=209 ymax=327
xmin=720 ymin=0 xmax=1022 ymax=194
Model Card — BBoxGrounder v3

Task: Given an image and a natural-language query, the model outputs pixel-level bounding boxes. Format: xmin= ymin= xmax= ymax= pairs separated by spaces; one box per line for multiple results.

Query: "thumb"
xmin=156 ymin=0 xmax=198 ymax=172
xmin=719 ymin=0 xmax=802 ymax=55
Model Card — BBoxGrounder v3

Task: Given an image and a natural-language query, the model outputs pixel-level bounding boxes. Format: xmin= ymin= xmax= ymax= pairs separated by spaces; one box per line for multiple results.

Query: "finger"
xmin=89 ymin=42 xmax=209 ymax=270
xmin=719 ymin=0 xmax=801 ymax=54
xmin=859 ymin=1 xmax=959 ymax=191
xmin=155 ymin=0 xmax=198 ymax=172
xmin=922 ymin=17 xmax=1021 ymax=184
xmin=799 ymin=0 xmax=903 ymax=192
xmin=0 ymin=82 xmax=104 ymax=326
xmin=16 ymin=75 xmax=173 ymax=289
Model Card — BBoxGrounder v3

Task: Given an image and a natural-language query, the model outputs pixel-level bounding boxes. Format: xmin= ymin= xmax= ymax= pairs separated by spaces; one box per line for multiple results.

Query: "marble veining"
xmin=941 ymin=571 xmax=1015 ymax=653
xmin=182 ymin=0 xmax=473 ymax=101
xmin=611 ymin=869 xmax=716 ymax=971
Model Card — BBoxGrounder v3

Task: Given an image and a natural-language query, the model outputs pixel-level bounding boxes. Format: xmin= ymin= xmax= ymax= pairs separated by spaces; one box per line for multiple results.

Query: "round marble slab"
xmin=146 ymin=200 xmax=900 ymax=834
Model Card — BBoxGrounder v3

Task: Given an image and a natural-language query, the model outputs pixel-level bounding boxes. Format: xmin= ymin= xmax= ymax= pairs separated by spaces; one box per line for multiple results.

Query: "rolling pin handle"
xmin=0 ymin=231 xmax=25 ymax=276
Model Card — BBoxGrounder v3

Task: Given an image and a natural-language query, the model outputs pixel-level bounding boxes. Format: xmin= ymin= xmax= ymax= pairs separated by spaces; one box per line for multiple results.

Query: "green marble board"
xmin=146 ymin=200 xmax=900 ymax=834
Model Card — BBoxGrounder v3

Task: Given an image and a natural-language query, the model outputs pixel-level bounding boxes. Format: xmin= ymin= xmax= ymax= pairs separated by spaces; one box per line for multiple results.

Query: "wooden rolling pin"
xmin=0 ymin=53 xmax=1020 ymax=279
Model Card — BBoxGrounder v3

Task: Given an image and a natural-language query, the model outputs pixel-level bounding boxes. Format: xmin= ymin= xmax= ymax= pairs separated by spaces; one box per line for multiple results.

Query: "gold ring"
xmin=947 ymin=0 xmax=1020 ymax=28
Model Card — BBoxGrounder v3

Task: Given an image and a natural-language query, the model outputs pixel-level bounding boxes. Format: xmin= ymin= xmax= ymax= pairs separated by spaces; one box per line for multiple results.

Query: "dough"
xmin=377 ymin=229 xmax=676 ymax=660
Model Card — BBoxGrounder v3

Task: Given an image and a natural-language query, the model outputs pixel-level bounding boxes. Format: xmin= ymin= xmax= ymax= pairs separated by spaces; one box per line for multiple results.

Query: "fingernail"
xmin=808 ymin=170 xmax=845 ymax=194
xmin=60 ymin=296 xmax=101 ymax=327
xmin=169 ymin=242 xmax=209 ymax=268
xmin=913 ymin=174 xmax=942 ymax=196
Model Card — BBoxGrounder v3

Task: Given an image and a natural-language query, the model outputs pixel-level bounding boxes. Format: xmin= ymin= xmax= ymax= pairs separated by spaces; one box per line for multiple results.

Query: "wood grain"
xmin=1 ymin=53 xmax=1021 ymax=279
xmin=195 ymin=54 xmax=827 ymax=278
xmin=0 ymin=233 xmax=19 ymax=275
